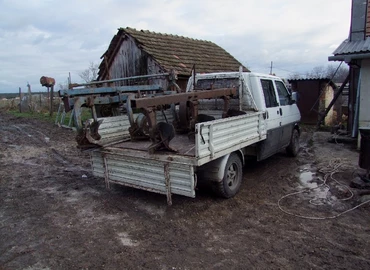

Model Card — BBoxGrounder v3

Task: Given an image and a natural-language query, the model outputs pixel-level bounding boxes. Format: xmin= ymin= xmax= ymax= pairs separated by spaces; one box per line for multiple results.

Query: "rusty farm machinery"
xmin=58 ymin=72 xmax=237 ymax=153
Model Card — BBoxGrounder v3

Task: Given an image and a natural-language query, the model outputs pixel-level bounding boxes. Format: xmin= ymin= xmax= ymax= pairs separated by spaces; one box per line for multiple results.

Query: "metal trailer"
xmin=90 ymin=111 xmax=266 ymax=205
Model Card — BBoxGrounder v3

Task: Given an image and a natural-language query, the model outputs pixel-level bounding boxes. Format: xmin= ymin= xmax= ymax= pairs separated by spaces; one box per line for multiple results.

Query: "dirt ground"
xmin=1 ymin=111 xmax=370 ymax=270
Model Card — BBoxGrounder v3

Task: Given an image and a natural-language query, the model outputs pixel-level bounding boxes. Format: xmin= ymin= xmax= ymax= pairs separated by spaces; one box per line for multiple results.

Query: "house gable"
xmin=98 ymin=27 xmax=248 ymax=81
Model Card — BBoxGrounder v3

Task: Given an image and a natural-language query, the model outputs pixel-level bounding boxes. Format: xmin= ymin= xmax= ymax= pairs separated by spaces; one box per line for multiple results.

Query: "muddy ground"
xmin=0 ymin=111 xmax=370 ymax=270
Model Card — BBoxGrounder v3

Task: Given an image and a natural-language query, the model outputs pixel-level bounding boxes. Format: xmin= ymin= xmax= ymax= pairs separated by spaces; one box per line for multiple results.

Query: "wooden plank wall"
xmin=108 ymin=36 xmax=169 ymax=90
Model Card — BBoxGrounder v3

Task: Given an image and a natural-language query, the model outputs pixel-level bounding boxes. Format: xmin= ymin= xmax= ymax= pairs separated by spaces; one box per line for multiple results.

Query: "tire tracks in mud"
xmin=12 ymin=124 xmax=50 ymax=146
xmin=5 ymin=124 xmax=76 ymax=167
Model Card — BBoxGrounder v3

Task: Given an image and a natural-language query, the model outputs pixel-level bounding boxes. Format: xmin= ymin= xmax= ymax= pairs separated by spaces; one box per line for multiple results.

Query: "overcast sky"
xmin=0 ymin=0 xmax=351 ymax=93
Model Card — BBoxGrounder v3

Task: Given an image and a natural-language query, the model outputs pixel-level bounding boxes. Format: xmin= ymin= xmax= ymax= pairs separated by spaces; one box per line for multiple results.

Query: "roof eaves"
xmin=332 ymin=37 xmax=370 ymax=55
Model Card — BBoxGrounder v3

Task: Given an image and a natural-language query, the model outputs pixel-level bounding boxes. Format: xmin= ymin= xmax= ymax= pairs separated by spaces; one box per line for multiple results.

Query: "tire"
xmin=214 ymin=153 xmax=243 ymax=198
xmin=286 ymin=129 xmax=300 ymax=157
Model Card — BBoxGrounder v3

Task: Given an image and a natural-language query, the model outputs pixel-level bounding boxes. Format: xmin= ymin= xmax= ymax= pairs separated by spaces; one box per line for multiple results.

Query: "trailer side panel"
xmin=90 ymin=151 xmax=195 ymax=200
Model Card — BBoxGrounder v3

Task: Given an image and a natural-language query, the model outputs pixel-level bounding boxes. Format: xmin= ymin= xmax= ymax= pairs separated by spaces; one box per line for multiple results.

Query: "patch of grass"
xmin=8 ymin=110 xmax=56 ymax=123
xmin=8 ymin=107 xmax=92 ymax=125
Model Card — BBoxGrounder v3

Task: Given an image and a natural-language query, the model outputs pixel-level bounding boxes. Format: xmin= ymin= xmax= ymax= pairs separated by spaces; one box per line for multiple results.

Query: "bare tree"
xmin=305 ymin=64 xmax=349 ymax=82
xmin=306 ymin=65 xmax=326 ymax=78
xmin=79 ymin=62 xmax=99 ymax=83
xmin=288 ymin=72 xmax=302 ymax=80
xmin=326 ymin=64 xmax=349 ymax=83
xmin=58 ymin=79 xmax=69 ymax=90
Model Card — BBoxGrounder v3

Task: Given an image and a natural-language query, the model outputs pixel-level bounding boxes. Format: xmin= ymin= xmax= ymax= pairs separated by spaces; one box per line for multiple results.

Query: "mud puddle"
xmin=297 ymin=165 xmax=336 ymax=205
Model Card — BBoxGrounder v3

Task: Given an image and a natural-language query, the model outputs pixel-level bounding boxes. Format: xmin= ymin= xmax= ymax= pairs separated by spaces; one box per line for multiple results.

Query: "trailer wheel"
xmin=286 ymin=129 xmax=300 ymax=157
xmin=215 ymin=153 xmax=243 ymax=198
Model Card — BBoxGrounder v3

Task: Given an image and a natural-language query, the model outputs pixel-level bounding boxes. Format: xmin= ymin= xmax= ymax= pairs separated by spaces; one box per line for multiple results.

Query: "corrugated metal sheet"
xmin=288 ymin=78 xmax=330 ymax=82
xmin=90 ymin=151 xmax=195 ymax=198
xmin=332 ymin=37 xmax=370 ymax=55
xmin=91 ymin=110 xmax=175 ymax=146
xmin=195 ymin=112 xmax=266 ymax=162
xmin=95 ymin=115 xmax=131 ymax=145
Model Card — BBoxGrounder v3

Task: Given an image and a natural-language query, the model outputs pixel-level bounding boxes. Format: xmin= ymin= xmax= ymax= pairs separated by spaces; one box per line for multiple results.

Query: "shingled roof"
xmin=98 ymin=27 xmax=248 ymax=79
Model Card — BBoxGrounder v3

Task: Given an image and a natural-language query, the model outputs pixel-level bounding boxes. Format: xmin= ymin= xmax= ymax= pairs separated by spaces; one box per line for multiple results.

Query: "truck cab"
xmin=188 ymin=71 xmax=301 ymax=197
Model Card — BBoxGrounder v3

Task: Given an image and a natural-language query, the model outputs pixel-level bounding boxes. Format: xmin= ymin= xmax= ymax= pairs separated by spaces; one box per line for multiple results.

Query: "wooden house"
xmin=329 ymin=0 xmax=370 ymax=136
xmin=98 ymin=27 xmax=248 ymax=91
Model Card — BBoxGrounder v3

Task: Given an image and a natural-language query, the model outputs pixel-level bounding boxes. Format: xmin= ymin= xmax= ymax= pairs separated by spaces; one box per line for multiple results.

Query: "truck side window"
xmin=275 ymin=81 xmax=290 ymax=106
xmin=260 ymin=79 xmax=278 ymax=108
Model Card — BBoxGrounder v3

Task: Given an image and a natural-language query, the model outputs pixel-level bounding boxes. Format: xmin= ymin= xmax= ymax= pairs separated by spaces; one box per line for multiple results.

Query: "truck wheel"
xmin=286 ymin=129 xmax=300 ymax=157
xmin=214 ymin=153 xmax=243 ymax=198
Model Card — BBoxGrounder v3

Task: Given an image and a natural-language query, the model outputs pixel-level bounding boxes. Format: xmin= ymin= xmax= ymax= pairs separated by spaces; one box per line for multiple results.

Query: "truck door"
xmin=259 ymin=79 xmax=282 ymax=159
xmin=274 ymin=80 xmax=299 ymax=147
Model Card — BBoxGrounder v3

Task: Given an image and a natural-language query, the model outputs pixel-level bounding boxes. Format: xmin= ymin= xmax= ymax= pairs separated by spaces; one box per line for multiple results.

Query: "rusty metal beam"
xmin=59 ymin=84 xmax=162 ymax=97
xmin=69 ymin=73 xmax=170 ymax=89
xmin=131 ymin=88 xmax=237 ymax=108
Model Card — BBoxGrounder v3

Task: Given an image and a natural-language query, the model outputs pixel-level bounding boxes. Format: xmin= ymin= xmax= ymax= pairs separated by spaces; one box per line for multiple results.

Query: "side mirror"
xmin=290 ymin=92 xmax=298 ymax=104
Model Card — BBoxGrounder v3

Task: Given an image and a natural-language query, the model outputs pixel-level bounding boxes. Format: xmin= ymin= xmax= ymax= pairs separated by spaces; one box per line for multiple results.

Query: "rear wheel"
xmin=286 ymin=129 xmax=300 ymax=157
xmin=214 ymin=153 xmax=243 ymax=198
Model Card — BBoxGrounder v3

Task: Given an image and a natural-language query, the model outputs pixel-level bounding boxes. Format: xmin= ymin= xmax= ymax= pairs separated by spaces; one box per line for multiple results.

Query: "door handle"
xmin=279 ymin=108 xmax=282 ymax=115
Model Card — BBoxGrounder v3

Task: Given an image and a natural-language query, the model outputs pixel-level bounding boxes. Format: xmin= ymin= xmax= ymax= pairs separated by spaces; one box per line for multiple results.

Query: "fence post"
xmin=50 ymin=85 xmax=54 ymax=117
xmin=19 ymin=87 xmax=22 ymax=113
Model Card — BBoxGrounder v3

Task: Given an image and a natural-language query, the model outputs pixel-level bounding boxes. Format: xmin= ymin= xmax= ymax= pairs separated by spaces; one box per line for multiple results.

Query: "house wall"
xmin=359 ymin=59 xmax=370 ymax=128
xmin=323 ymin=85 xmax=336 ymax=126
xmin=107 ymin=36 xmax=189 ymax=91
xmin=109 ymin=36 xmax=147 ymax=80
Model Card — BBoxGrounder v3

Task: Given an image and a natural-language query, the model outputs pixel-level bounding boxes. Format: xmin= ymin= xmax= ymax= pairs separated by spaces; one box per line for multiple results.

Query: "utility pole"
xmin=270 ymin=61 xmax=273 ymax=75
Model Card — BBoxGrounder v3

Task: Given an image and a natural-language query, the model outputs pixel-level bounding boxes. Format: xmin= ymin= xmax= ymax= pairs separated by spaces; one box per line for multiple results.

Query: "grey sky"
xmin=0 ymin=0 xmax=351 ymax=93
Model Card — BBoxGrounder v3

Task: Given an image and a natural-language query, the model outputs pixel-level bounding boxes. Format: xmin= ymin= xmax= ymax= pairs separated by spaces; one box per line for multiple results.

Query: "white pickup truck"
xmin=89 ymin=71 xmax=301 ymax=204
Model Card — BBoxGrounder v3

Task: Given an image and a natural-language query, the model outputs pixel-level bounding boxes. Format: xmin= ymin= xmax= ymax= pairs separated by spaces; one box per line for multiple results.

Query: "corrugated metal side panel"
xmin=92 ymin=111 xmax=175 ymax=146
xmin=91 ymin=151 xmax=105 ymax=178
xmin=91 ymin=115 xmax=131 ymax=145
xmin=156 ymin=110 xmax=174 ymax=123
xmin=196 ymin=113 xmax=266 ymax=159
xmin=90 ymin=151 xmax=195 ymax=198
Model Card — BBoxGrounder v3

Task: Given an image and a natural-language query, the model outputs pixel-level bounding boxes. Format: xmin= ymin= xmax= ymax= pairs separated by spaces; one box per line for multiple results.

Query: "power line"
xmin=272 ymin=67 xmax=305 ymax=75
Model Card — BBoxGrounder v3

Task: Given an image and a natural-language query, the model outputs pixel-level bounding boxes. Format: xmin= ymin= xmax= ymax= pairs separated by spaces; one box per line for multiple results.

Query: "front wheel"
xmin=214 ymin=153 xmax=243 ymax=198
xmin=286 ymin=129 xmax=300 ymax=157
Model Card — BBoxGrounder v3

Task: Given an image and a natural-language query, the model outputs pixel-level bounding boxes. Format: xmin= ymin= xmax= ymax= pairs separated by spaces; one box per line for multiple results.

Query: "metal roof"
xmin=332 ymin=37 xmax=370 ymax=55
xmin=288 ymin=77 xmax=331 ymax=82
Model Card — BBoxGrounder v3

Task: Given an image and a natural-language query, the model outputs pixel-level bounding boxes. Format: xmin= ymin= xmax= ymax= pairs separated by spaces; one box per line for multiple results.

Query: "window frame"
xmin=274 ymin=80 xmax=291 ymax=106
xmin=260 ymin=79 xmax=278 ymax=108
